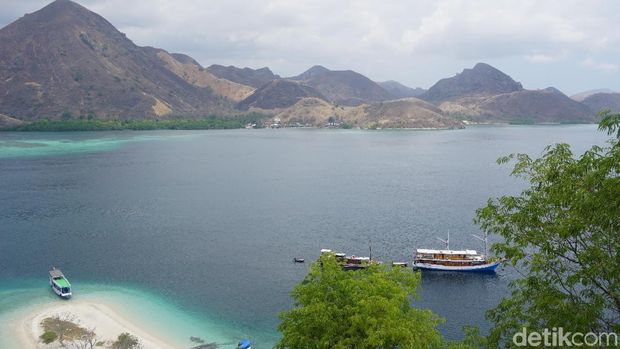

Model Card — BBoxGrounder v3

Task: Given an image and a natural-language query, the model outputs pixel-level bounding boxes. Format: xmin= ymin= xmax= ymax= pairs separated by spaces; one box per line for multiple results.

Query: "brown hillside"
xmin=420 ymin=63 xmax=523 ymax=104
xmin=290 ymin=65 xmax=393 ymax=106
xmin=207 ymin=64 xmax=280 ymax=88
xmin=0 ymin=0 xmax=232 ymax=120
xmin=237 ymin=80 xmax=326 ymax=110
xmin=440 ymin=90 xmax=594 ymax=123
xmin=155 ymin=50 xmax=254 ymax=102
xmin=272 ymin=97 xmax=464 ymax=129
xmin=378 ymin=81 xmax=426 ymax=99
xmin=580 ymin=93 xmax=620 ymax=113
xmin=353 ymin=99 xmax=464 ymax=129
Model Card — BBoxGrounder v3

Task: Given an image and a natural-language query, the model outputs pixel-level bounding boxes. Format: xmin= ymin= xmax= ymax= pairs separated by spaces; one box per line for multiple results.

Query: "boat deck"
xmin=53 ymin=278 xmax=70 ymax=288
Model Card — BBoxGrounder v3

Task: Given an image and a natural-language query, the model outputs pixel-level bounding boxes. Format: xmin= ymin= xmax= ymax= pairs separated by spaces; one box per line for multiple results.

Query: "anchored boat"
xmin=413 ymin=233 xmax=502 ymax=272
xmin=320 ymin=249 xmax=375 ymax=270
xmin=49 ymin=267 xmax=72 ymax=298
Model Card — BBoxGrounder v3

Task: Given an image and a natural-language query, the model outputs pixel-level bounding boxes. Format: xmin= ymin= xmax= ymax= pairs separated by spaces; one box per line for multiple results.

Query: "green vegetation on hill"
xmin=4 ymin=114 xmax=268 ymax=131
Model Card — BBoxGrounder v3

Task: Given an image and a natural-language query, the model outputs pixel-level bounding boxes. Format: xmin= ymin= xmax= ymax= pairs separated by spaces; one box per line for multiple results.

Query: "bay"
xmin=0 ymin=125 xmax=607 ymax=347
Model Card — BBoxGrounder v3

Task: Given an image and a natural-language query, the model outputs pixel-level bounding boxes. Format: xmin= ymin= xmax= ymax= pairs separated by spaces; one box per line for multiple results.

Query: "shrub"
xmin=112 ymin=332 xmax=140 ymax=349
xmin=40 ymin=330 xmax=58 ymax=344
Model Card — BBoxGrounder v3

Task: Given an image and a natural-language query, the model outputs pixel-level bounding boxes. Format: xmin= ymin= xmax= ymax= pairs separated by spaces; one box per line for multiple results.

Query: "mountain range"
xmin=0 ymin=0 xmax=614 ymax=129
xmin=571 ymin=90 xmax=620 ymax=114
xmin=207 ymin=64 xmax=280 ymax=88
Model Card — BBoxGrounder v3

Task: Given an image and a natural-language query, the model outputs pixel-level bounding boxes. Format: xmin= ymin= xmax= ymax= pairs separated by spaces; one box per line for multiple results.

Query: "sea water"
xmin=0 ymin=280 xmax=250 ymax=348
xmin=0 ymin=126 xmax=608 ymax=348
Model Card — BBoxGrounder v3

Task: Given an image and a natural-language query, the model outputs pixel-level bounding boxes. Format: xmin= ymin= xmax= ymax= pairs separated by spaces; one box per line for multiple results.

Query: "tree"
xmin=276 ymin=253 xmax=443 ymax=349
xmin=112 ymin=332 xmax=141 ymax=349
xmin=475 ymin=111 xmax=620 ymax=348
xmin=70 ymin=328 xmax=99 ymax=349
xmin=39 ymin=331 xmax=58 ymax=344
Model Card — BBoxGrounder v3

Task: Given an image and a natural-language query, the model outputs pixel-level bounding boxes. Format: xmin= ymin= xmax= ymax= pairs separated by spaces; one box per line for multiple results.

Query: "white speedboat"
xmin=49 ymin=267 xmax=72 ymax=298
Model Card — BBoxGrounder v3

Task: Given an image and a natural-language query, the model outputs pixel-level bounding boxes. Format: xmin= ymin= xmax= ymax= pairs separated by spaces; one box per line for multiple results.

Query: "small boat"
xmin=392 ymin=262 xmax=408 ymax=267
xmin=293 ymin=258 xmax=305 ymax=263
xmin=413 ymin=233 xmax=502 ymax=273
xmin=238 ymin=339 xmax=252 ymax=349
xmin=49 ymin=267 xmax=72 ymax=298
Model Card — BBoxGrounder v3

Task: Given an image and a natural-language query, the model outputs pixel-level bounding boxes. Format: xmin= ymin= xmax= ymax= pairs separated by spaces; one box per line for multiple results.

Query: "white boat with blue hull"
xmin=49 ymin=267 xmax=72 ymax=298
xmin=413 ymin=233 xmax=502 ymax=273
xmin=413 ymin=250 xmax=501 ymax=272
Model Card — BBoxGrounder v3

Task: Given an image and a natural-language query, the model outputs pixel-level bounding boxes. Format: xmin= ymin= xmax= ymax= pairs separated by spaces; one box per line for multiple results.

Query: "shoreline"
xmin=0 ymin=282 xmax=254 ymax=349
xmin=12 ymin=298 xmax=180 ymax=349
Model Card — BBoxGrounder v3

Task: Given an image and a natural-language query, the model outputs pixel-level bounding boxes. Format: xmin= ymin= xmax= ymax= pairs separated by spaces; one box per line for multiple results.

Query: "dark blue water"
xmin=0 ymin=126 xmax=607 ymax=346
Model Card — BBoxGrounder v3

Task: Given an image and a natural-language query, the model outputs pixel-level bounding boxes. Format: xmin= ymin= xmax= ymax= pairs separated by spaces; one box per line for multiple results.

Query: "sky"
xmin=1 ymin=0 xmax=619 ymax=95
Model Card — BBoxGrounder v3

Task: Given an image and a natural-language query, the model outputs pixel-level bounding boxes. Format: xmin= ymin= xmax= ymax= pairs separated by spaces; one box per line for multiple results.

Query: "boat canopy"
xmin=239 ymin=339 xmax=252 ymax=349
xmin=49 ymin=269 xmax=64 ymax=278
xmin=416 ymin=249 xmax=478 ymax=255
xmin=321 ymin=249 xmax=346 ymax=258
xmin=54 ymin=278 xmax=71 ymax=287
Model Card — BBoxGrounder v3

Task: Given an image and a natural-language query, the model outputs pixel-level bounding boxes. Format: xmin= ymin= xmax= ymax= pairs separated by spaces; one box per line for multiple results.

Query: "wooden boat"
xmin=342 ymin=256 xmax=371 ymax=270
xmin=49 ymin=267 xmax=72 ymax=298
xmin=413 ymin=233 xmax=502 ymax=272
xmin=413 ymin=249 xmax=501 ymax=272
xmin=320 ymin=249 xmax=375 ymax=270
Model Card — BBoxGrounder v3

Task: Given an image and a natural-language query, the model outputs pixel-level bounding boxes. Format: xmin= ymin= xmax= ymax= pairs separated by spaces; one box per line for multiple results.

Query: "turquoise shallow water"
xmin=0 ymin=126 xmax=609 ymax=348
xmin=0 ymin=280 xmax=261 ymax=349
xmin=0 ymin=132 xmax=198 ymax=158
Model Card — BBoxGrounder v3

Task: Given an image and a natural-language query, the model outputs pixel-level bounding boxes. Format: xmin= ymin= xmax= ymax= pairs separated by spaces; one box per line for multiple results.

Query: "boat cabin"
xmin=321 ymin=249 xmax=373 ymax=270
xmin=414 ymin=249 xmax=487 ymax=267
xmin=345 ymin=256 xmax=370 ymax=265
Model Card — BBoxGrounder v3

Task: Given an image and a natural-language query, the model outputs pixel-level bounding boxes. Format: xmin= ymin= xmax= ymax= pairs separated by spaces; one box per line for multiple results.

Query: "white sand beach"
xmin=12 ymin=299 xmax=180 ymax=349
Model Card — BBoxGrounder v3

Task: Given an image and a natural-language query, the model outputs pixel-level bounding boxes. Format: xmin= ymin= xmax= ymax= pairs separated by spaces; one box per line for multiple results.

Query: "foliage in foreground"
xmin=277 ymin=254 xmax=443 ymax=349
xmin=475 ymin=111 xmax=620 ymax=347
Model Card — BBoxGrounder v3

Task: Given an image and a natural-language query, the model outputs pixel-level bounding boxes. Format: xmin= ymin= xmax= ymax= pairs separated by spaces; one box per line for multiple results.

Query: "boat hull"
xmin=413 ymin=261 xmax=501 ymax=273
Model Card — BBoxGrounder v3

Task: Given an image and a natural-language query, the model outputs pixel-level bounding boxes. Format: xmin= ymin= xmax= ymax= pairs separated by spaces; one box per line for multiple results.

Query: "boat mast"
xmin=472 ymin=231 xmax=488 ymax=258
xmin=437 ymin=232 xmax=450 ymax=250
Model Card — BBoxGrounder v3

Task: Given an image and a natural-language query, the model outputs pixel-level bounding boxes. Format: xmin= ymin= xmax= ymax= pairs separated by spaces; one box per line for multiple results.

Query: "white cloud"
xmin=1 ymin=0 xmax=620 ymax=92
xmin=399 ymin=0 xmax=614 ymax=59
xmin=582 ymin=58 xmax=618 ymax=72
xmin=525 ymin=50 xmax=567 ymax=63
